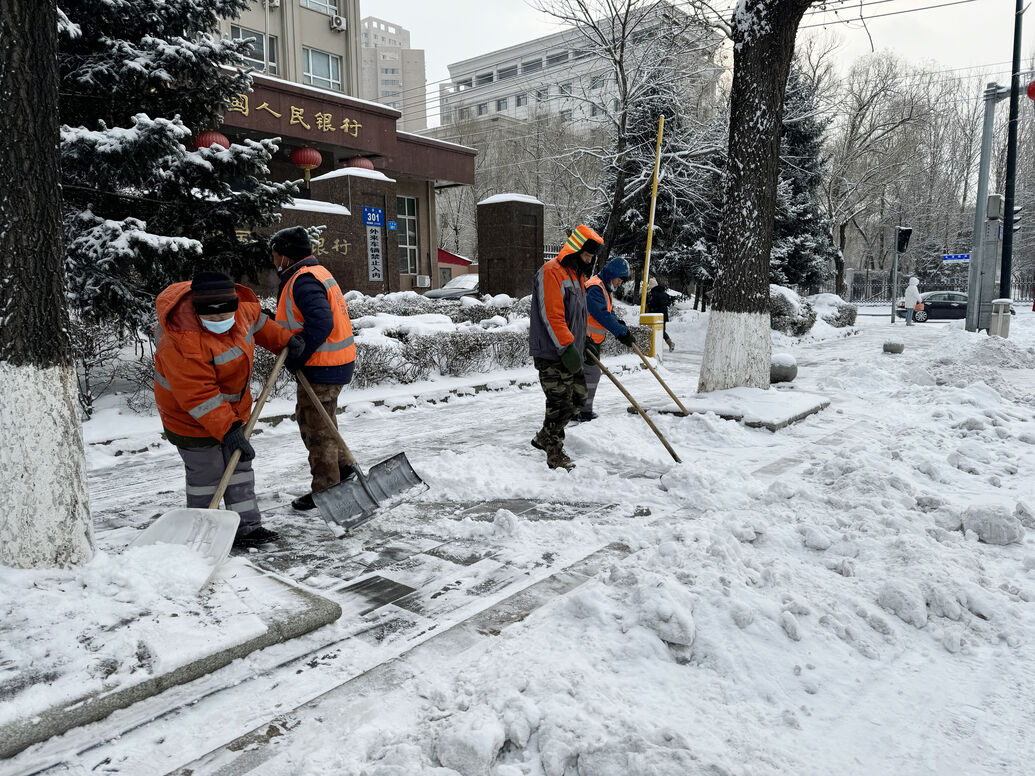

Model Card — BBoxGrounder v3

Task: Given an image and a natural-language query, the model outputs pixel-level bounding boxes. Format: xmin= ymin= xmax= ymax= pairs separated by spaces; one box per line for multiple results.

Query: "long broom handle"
xmin=587 ymin=351 xmax=681 ymax=463
xmin=209 ymin=347 xmax=289 ymax=509
xmin=631 ymin=343 xmax=689 ymax=415
xmin=296 ymin=370 xmax=358 ymax=468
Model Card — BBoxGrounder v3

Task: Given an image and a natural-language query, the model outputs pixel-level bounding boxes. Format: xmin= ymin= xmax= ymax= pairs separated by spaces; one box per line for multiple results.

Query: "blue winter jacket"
xmin=277 ymin=257 xmax=354 ymax=386
xmin=586 ymin=258 xmax=630 ymax=338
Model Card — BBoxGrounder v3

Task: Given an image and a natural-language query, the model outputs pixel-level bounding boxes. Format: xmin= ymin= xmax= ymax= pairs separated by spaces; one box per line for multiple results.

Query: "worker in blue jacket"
xmin=579 ymin=257 xmax=636 ymax=421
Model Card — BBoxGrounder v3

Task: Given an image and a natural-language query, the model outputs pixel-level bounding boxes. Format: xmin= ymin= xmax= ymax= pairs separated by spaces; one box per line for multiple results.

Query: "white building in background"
xmin=359 ymin=16 xmax=427 ymax=132
xmin=437 ymin=4 xmax=719 ymax=132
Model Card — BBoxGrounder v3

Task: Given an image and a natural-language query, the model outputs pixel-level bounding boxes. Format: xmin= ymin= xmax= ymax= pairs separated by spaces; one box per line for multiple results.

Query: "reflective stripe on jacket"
xmin=276 ymin=264 xmax=355 ymax=367
xmin=585 ymin=275 xmax=613 ymax=344
xmin=529 ymin=256 xmax=587 ymax=359
xmin=154 ymin=281 xmax=293 ymax=442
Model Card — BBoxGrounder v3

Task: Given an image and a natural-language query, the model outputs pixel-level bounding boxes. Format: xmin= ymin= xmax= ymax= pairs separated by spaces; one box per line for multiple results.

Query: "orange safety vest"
xmin=585 ymin=274 xmax=613 ymax=345
xmin=276 ymin=264 xmax=356 ymax=366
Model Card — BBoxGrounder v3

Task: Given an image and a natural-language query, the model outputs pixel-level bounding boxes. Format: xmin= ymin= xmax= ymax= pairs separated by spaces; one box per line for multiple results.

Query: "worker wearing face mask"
xmin=153 ymin=270 xmax=305 ymax=548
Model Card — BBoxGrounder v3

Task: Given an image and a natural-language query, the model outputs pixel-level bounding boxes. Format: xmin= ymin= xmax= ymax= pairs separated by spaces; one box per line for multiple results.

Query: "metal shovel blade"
xmin=311 ymin=452 xmax=427 ymax=533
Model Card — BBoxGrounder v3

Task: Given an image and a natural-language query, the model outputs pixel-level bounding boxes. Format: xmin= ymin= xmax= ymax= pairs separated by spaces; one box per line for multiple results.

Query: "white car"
xmin=424 ymin=274 xmax=479 ymax=300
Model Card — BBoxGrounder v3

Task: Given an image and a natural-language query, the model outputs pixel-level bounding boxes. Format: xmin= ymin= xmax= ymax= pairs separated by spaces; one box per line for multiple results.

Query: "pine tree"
xmin=769 ymin=67 xmax=838 ymax=289
xmin=58 ymin=0 xmax=296 ymax=331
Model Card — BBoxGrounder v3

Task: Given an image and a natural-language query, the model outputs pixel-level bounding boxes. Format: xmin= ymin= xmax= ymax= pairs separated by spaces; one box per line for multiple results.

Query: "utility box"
xmin=989 ymin=298 xmax=1012 ymax=338
xmin=476 ymin=194 xmax=545 ymax=298
xmin=987 ymin=194 xmax=1004 ymax=220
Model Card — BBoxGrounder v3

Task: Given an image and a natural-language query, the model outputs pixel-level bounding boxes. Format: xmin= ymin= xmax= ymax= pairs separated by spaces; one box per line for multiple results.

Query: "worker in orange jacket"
xmin=154 ymin=271 xmax=305 ymax=548
xmin=528 ymin=225 xmax=603 ymax=471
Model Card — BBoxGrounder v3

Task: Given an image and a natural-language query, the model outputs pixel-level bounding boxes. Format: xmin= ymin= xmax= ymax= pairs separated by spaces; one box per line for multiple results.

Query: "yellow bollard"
xmin=639 ymin=312 xmax=664 ymax=357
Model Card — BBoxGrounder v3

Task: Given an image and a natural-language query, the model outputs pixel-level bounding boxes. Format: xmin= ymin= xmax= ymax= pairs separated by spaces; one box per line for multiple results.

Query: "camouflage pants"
xmin=534 ymin=357 xmax=587 ymax=449
xmin=295 ymin=381 xmax=351 ymax=493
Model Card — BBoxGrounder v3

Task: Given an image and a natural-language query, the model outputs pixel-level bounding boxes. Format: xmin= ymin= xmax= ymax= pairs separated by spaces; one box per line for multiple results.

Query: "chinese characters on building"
xmin=366 ymin=225 xmax=383 ymax=283
xmin=228 ymin=94 xmax=362 ymax=137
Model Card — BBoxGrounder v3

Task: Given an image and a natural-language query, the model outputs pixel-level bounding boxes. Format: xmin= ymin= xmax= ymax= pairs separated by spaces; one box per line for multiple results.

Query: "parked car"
xmin=424 ymin=274 xmax=479 ymax=300
xmin=896 ymin=291 xmax=1015 ymax=322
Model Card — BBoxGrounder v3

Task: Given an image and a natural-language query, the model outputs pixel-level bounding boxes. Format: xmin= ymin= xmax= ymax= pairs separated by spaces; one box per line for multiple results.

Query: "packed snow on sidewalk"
xmin=8 ymin=304 xmax=1035 ymax=774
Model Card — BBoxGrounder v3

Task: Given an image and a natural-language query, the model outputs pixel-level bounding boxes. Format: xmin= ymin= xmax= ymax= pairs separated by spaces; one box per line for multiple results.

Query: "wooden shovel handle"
xmin=296 ymin=371 xmax=358 ymax=468
xmin=209 ymin=347 xmax=289 ymax=510
xmin=587 ymin=351 xmax=681 ymax=463
xmin=631 ymin=343 xmax=689 ymax=415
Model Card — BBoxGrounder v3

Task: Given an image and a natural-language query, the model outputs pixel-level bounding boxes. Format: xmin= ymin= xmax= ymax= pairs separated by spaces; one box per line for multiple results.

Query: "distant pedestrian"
xmin=903 ymin=277 xmax=922 ymax=326
xmin=154 ymin=271 xmax=304 ymax=548
xmin=646 ymin=277 xmax=675 ymax=351
xmin=270 ymin=226 xmax=357 ymax=511
xmin=529 ymin=225 xmax=602 ymax=470
xmin=580 ymin=257 xmax=636 ymax=421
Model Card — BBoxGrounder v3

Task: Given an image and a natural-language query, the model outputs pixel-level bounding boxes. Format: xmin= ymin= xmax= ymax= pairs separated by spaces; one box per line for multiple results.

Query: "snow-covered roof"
xmin=477 ymin=193 xmax=544 ymax=206
xmin=310 ymin=168 xmax=397 ymax=184
xmin=283 ymin=199 xmax=351 ymax=216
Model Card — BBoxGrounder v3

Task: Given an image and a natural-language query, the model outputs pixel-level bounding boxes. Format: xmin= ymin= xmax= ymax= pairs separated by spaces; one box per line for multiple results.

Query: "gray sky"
xmin=362 ymin=0 xmax=1018 ymax=126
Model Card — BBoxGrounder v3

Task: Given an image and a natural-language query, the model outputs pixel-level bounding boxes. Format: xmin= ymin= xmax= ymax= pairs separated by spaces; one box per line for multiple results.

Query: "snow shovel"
xmin=295 ymin=372 xmax=427 ymax=533
xmin=585 ymin=351 xmax=681 ymax=463
xmin=130 ymin=348 xmax=290 ymax=589
xmin=630 ymin=343 xmax=689 ymax=416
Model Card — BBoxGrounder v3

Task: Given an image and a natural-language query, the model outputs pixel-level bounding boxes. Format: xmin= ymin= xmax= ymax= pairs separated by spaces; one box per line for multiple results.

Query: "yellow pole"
xmin=639 ymin=114 xmax=665 ymax=314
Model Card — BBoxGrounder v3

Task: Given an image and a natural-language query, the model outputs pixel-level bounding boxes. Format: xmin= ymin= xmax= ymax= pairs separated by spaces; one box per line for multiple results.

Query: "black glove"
xmin=617 ymin=330 xmax=635 ymax=347
xmin=560 ymin=343 xmax=583 ymax=374
xmin=285 ymin=334 xmax=308 ymax=373
xmin=584 ymin=337 xmax=600 ymax=359
xmin=222 ymin=421 xmax=255 ymax=462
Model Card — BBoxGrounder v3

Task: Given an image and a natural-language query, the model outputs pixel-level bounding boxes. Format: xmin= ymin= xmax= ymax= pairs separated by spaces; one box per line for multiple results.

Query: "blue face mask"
xmin=201 ymin=315 xmax=235 ymax=334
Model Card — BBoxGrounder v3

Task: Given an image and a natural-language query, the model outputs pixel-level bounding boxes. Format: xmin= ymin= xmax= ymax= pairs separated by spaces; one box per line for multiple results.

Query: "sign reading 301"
xmin=362 ymin=206 xmax=385 ymax=228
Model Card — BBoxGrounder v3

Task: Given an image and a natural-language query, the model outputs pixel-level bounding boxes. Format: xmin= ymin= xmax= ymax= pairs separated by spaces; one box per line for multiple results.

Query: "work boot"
xmin=292 ymin=493 xmax=316 ymax=511
xmin=578 ymin=411 xmax=598 ymax=422
xmin=233 ymin=526 xmax=280 ymax=548
xmin=667 ymin=338 xmax=675 ymax=352
xmin=531 ymin=429 xmax=550 ymax=451
xmin=547 ymin=446 xmax=575 ymax=471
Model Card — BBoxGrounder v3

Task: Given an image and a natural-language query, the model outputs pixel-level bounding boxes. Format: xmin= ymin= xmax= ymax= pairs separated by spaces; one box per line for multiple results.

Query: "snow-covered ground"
xmin=7 ymin=305 xmax=1035 ymax=775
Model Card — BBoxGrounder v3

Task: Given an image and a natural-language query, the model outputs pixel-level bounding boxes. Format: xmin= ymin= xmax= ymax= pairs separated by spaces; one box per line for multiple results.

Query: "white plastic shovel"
xmin=129 ymin=349 xmax=289 ymax=589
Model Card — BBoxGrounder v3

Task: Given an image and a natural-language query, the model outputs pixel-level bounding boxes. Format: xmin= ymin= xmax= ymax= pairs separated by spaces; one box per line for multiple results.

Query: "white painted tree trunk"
xmin=0 ymin=363 xmax=95 ymax=568
xmin=698 ymin=311 xmax=772 ymax=392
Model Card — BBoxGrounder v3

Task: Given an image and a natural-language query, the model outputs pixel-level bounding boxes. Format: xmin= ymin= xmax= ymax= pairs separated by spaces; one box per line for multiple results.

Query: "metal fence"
xmin=800 ymin=272 xmax=1035 ymax=304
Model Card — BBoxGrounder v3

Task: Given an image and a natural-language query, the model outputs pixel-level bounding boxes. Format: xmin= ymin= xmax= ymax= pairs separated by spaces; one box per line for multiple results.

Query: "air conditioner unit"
xmin=265 ymin=0 xmax=280 ymax=7
xmin=415 ymin=275 xmax=431 ymax=288
xmin=329 ymin=14 xmax=347 ymax=32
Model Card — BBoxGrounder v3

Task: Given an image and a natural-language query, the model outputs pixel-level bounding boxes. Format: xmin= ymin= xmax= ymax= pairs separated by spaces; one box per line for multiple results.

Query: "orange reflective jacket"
xmin=154 ymin=282 xmax=293 ymax=442
xmin=585 ymin=275 xmax=613 ymax=344
xmin=276 ymin=264 xmax=355 ymax=367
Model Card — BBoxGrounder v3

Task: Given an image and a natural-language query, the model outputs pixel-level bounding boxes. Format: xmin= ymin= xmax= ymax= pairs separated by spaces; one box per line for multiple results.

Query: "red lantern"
xmin=1027 ymin=81 xmax=1035 ymax=101
xmin=346 ymin=156 xmax=375 ymax=170
xmin=195 ymin=130 xmax=229 ymax=150
xmin=290 ymin=146 xmax=323 ymax=185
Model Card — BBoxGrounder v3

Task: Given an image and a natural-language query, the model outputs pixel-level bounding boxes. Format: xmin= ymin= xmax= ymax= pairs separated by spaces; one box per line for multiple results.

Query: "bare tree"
xmin=0 ymin=0 xmax=95 ymax=567
xmin=697 ymin=0 xmax=814 ymax=393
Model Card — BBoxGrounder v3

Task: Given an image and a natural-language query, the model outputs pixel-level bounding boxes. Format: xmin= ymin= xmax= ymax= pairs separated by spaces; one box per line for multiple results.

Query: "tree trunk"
xmin=698 ymin=0 xmax=813 ymax=393
xmin=834 ymin=221 xmax=848 ymax=296
xmin=0 ymin=0 xmax=95 ymax=568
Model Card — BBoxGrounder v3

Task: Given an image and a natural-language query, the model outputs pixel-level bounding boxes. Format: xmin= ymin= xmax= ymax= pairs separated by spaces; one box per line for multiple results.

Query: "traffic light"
xmin=896 ymin=226 xmax=912 ymax=253
xmin=1013 ymin=205 xmax=1024 ymax=233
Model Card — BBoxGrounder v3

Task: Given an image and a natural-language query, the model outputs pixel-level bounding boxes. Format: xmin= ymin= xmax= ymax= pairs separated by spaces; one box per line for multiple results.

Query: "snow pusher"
xmin=296 ymin=373 xmax=427 ymax=533
xmin=585 ymin=351 xmax=681 ymax=463
xmin=130 ymin=349 xmax=290 ymax=589
xmin=630 ymin=343 xmax=689 ymax=416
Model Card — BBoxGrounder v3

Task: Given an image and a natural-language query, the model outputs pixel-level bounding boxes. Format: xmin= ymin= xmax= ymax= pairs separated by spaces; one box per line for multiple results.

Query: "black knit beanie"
xmin=191 ymin=271 xmax=239 ymax=315
xmin=270 ymin=226 xmax=313 ymax=263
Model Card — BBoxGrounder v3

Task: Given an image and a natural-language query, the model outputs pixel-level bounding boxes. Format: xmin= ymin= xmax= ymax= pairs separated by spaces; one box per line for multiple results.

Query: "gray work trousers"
xmin=582 ymin=361 xmax=602 ymax=413
xmin=177 ymin=445 xmax=261 ymax=534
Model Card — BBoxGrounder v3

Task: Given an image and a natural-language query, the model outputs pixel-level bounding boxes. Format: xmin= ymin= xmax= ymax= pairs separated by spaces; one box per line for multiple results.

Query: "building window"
xmin=383 ymin=91 xmax=400 ymax=97
xmin=231 ymin=25 xmax=278 ymax=75
xmin=522 ymin=58 xmax=543 ymax=74
xmin=382 ymin=79 xmax=400 ymax=86
xmin=496 ymin=97 xmax=508 ymax=111
xmin=498 ymin=65 xmax=518 ymax=80
xmin=560 ymin=109 xmax=572 ymax=122
xmin=300 ymin=0 xmax=338 ymax=15
xmin=475 ymin=72 xmax=493 ymax=86
xmin=302 ymin=47 xmax=341 ymax=91
xmin=536 ymin=87 xmax=549 ymax=102
xmin=546 ymin=52 xmax=568 ymax=67
xmin=477 ymin=102 xmax=488 ymax=116
xmin=459 ymin=107 xmax=471 ymax=120
xmin=381 ymin=67 xmax=399 ymax=74
xmin=591 ymin=104 xmax=601 ymax=116
xmin=457 ymin=78 xmax=473 ymax=90
xmin=397 ymin=196 xmax=419 ymax=275
xmin=559 ymin=82 xmax=573 ymax=96
xmin=590 ymin=74 xmax=607 ymax=89
xmin=515 ymin=93 xmax=528 ymax=107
